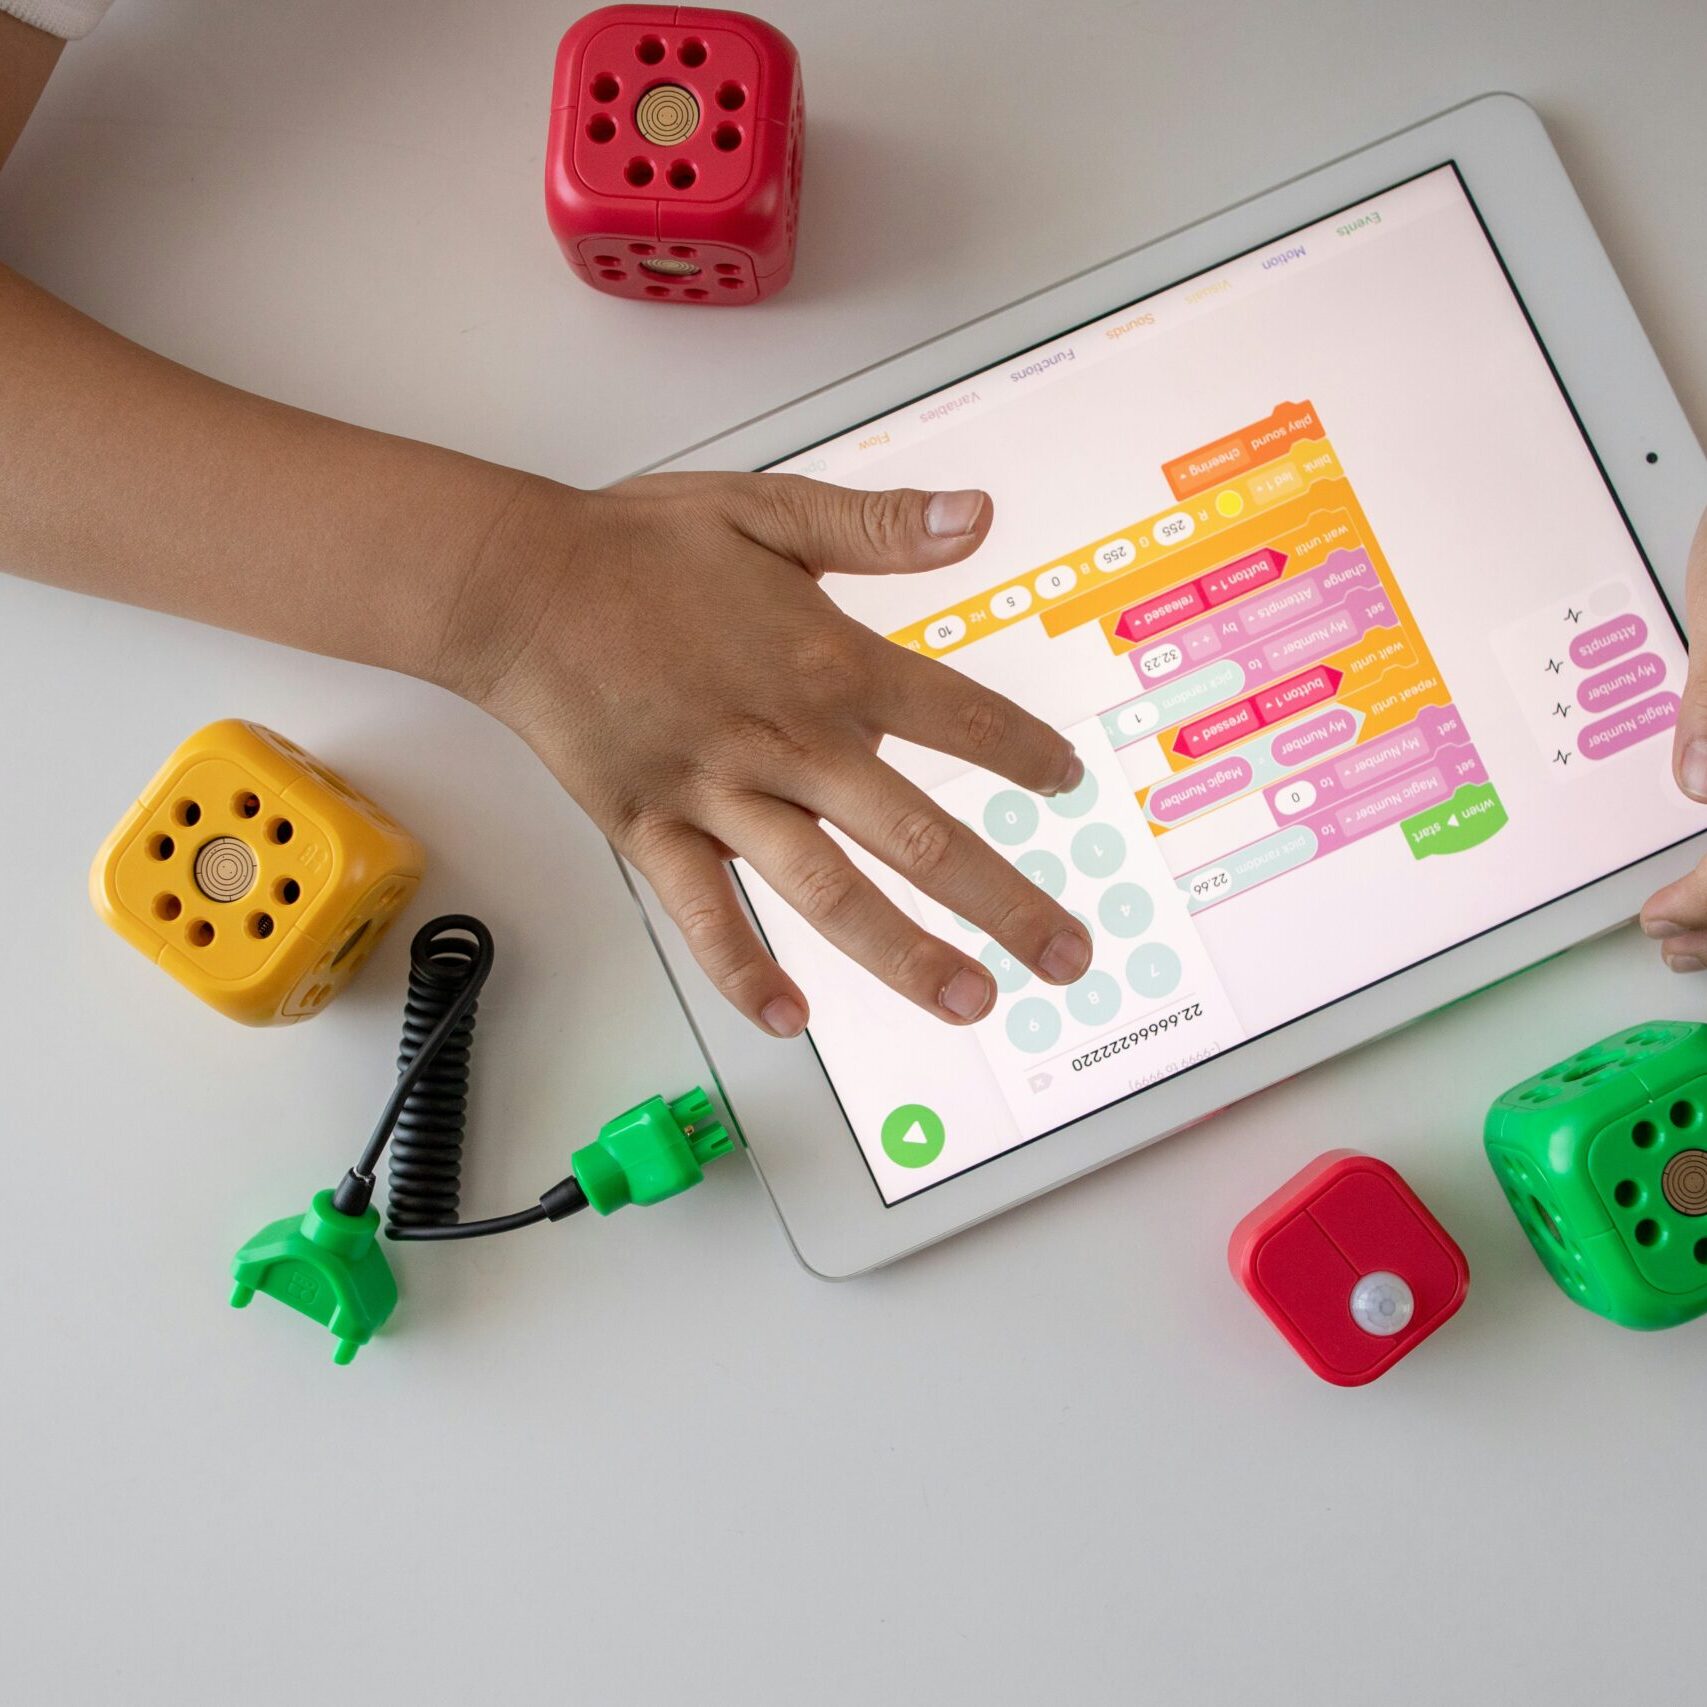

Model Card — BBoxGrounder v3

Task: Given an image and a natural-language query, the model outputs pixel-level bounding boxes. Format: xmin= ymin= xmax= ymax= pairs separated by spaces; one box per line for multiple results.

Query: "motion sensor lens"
xmin=1349 ymin=1271 xmax=1415 ymax=1337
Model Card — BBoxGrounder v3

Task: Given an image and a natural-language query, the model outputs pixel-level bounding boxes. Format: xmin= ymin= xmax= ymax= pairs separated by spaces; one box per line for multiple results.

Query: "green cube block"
xmin=1485 ymin=1020 xmax=1707 ymax=1329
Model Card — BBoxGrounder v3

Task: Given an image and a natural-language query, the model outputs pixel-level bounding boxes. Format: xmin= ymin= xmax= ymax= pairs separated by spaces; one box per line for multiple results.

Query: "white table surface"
xmin=4 ymin=3 xmax=1705 ymax=1702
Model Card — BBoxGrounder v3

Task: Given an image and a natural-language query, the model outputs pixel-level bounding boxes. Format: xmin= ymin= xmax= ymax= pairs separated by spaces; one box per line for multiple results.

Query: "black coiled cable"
xmin=329 ymin=914 xmax=585 ymax=1240
xmin=386 ymin=916 xmax=488 ymax=1234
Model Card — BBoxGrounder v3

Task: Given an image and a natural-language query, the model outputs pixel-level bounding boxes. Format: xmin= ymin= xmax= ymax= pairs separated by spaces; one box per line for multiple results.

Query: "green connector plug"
xmin=571 ymin=1087 xmax=735 ymax=1215
xmin=230 ymin=1189 xmax=398 ymax=1364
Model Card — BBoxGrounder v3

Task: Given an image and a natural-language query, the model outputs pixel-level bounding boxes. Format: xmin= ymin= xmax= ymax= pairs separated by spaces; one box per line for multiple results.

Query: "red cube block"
xmin=1228 ymin=1150 xmax=1470 ymax=1386
xmin=546 ymin=6 xmax=804 ymax=304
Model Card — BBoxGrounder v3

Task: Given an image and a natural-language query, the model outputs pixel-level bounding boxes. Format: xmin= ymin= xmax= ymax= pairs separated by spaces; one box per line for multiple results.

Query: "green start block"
xmin=1485 ymin=1020 xmax=1707 ymax=1330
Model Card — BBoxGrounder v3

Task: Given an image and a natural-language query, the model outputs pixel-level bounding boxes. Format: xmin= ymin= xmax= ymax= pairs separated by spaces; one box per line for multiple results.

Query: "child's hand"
xmin=460 ymin=471 xmax=1094 ymax=1037
xmin=1640 ymin=507 xmax=1707 ymax=968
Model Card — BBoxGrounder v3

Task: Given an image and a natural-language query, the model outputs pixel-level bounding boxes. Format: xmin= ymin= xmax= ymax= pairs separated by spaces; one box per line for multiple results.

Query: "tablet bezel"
xmin=628 ymin=92 xmax=1707 ymax=1278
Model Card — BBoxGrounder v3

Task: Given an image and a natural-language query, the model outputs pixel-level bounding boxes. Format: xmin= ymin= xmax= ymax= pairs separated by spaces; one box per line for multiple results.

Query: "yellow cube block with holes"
xmin=91 ymin=720 xmax=425 ymax=1025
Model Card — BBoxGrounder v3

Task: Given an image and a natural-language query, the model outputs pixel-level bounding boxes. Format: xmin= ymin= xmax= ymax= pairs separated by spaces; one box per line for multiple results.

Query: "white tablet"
xmin=632 ymin=93 xmax=1707 ymax=1277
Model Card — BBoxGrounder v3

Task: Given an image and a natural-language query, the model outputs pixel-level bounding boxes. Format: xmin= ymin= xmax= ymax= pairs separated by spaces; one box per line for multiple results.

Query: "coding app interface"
xmin=747 ymin=166 xmax=1702 ymax=1204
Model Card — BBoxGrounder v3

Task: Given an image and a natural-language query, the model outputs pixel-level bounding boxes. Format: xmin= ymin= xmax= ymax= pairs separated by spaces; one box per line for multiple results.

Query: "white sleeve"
xmin=2 ymin=0 xmax=115 ymax=39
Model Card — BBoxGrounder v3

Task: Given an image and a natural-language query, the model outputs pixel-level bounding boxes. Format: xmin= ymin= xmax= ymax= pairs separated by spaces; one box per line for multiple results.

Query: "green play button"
xmin=880 ymin=1102 xmax=946 ymax=1168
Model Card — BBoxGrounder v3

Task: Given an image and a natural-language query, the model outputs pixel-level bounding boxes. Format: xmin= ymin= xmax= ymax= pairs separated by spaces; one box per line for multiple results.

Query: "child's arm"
xmin=0 ymin=264 xmax=542 ymax=692
xmin=0 ymin=11 xmax=62 ymax=167
xmin=0 ymin=260 xmax=1093 ymax=1036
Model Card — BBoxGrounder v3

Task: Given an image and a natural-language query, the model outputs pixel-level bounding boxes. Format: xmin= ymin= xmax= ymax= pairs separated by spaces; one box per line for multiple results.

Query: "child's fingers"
xmin=724 ymin=798 xmax=998 ymax=1024
xmin=802 ymin=759 xmax=1092 ymax=986
xmin=1640 ymin=857 xmax=1707 ymax=941
xmin=1671 ymin=507 xmax=1707 ymax=800
xmin=639 ymin=826 xmax=809 ymax=1038
xmin=878 ymin=640 xmax=1082 ymax=797
xmin=1658 ymin=928 xmax=1707 ymax=973
xmin=728 ymin=473 xmax=993 ymax=577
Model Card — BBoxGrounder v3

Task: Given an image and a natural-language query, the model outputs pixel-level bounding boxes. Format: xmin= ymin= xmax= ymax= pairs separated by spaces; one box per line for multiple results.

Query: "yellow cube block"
xmin=91 ymin=720 xmax=425 ymax=1025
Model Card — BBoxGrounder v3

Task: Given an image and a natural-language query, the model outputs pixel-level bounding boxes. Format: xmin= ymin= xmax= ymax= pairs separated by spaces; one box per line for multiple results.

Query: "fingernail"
xmin=940 ymin=967 xmax=993 ymax=1020
xmin=1668 ymin=955 xmax=1705 ymax=973
xmin=1042 ymin=753 xmax=1085 ymax=799
xmin=1643 ymin=917 xmax=1686 ymax=939
xmin=1039 ymin=929 xmax=1091 ymax=983
xmin=761 ymin=995 xmax=806 ymax=1037
xmin=925 ymin=489 xmax=986 ymax=538
xmin=1681 ymin=739 xmax=1707 ymax=801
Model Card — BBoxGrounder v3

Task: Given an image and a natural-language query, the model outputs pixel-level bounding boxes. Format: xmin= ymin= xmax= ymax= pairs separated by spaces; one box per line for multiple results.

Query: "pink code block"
xmin=1174 ymin=698 xmax=1261 ymax=758
xmin=1569 ymin=613 xmax=1646 ymax=669
xmin=1257 ymin=665 xmax=1340 ymax=725
xmin=1116 ymin=582 xmax=1206 ymax=645
xmin=1578 ymin=691 xmax=1680 ymax=760
xmin=1200 ymin=548 xmax=1286 ymax=607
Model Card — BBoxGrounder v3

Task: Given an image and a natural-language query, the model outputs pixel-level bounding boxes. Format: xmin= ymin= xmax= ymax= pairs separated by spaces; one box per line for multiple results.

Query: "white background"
xmin=2 ymin=3 xmax=1705 ymax=1703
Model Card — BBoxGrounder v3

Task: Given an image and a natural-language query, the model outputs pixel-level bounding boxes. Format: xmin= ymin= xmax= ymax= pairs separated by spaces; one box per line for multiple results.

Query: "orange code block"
xmin=91 ymin=721 xmax=424 ymax=1025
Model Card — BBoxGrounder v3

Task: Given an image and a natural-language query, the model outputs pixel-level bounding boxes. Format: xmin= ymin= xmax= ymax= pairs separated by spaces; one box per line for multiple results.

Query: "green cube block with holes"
xmin=1485 ymin=1021 xmax=1707 ymax=1329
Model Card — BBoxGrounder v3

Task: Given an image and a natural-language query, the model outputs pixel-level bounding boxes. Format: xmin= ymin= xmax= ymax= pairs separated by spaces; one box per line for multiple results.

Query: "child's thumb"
xmin=733 ymin=473 xmax=992 ymax=577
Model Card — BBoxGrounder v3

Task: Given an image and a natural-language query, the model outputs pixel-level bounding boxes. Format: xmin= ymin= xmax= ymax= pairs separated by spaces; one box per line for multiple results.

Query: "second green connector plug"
xmin=571 ymin=1087 xmax=735 ymax=1214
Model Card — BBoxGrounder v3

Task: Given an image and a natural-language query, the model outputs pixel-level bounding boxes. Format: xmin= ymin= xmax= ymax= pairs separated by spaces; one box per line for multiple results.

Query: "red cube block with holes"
xmin=1228 ymin=1151 xmax=1470 ymax=1386
xmin=546 ymin=6 xmax=804 ymax=304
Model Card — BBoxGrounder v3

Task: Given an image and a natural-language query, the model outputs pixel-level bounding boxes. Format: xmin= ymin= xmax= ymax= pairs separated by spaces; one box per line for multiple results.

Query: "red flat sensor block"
xmin=1228 ymin=1151 xmax=1470 ymax=1386
xmin=546 ymin=6 xmax=804 ymax=304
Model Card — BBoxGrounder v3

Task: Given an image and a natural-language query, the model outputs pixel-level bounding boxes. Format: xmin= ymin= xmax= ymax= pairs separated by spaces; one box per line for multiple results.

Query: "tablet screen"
xmin=746 ymin=162 xmax=1702 ymax=1204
